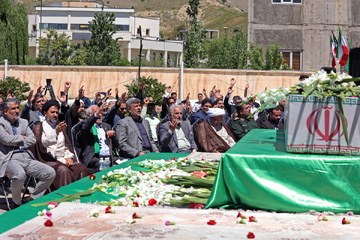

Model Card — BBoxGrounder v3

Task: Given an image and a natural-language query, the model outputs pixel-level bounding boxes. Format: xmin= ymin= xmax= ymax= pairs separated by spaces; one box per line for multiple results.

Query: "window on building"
xmin=71 ymin=24 xmax=91 ymax=30
xmin=115 ymin=25 xmax=129 ymax=31
xmin=32 ymin=24 xmax=36 ymax=31
xmin=146 ymin=28 xmax=150 ymax=36
xmin=280 ymin=50 xmax=302 ymax=70
xmin=40 ymin=23 xmax=67 ymax=30
xmin=272 ymin=0 xmax=302 ymax=4
xmin=137 ymin=27 xmax=141 ymax=35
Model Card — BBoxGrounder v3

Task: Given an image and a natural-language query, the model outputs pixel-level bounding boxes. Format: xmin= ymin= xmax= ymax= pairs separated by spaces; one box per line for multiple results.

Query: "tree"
xmin=125 ymin=76 xmax=166 ymax=106
xmin=248 ymin=42 xmax=291 ymax=70
xmin=184 ymin=0 xmax=207 ymax=68
xmin=37 ymin=28 xmax=78 ymax=65
xmin=0 ymin=76 xmax=31 ymax=101
xmin=0 ymin=0 xmax=28 ymax=65
xmin=83 ymin=12 xmax=130 ymax=66
xmin=205 ymin=31 xmax=248 ymax=69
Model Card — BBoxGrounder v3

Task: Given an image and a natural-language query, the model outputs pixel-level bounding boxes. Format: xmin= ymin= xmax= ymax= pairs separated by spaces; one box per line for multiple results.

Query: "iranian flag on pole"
xmin=330 ymin=36 xmax=337 ymax=68
xmin=337 ymin=27 xmax=349 ymax=67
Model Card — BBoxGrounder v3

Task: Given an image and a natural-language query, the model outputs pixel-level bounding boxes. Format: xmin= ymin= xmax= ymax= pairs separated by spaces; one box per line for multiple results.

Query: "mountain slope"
xmin=23 ymin=0 xmax=248 ymax=39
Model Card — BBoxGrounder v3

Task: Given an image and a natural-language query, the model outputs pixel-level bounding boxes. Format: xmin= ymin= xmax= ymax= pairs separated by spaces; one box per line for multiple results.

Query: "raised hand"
xmin=77 ymin=86 xmax=84 ymax=100
xmin=104 ymin=88 xmax=112 ymax=101
xmin=115 ymin=88 xmax=119 ymax=96
xmin=230 ymin=78 xmax=236 ymax=88
xmin=37 ymin=86 xmax=44 ymax=94
xmin=245 ymin=83 xmax=250 ymax=89
xmin=228 ymin=86 xmax=234 ymax=95
xmin=140 ymin=81 xmax=146 ymax=90
xmin=27 ymin=90 xmax=34 ymax=104
xmin=98 ymin=101 xmax=108 ymax=114
xmin=167 ymin=86 xmax=172 ymax=93
xmin=169 ymin=119 xmax=178 ymax=132
xmin=58 ymin=91 xmax=66 ymax=104
xmin=7 ymin=89 xmax=13 ymax=99
xmin=64 ymin=81 xmax=71 ymax=93
xmin=120 ymin=92 xmax=127 ymax=103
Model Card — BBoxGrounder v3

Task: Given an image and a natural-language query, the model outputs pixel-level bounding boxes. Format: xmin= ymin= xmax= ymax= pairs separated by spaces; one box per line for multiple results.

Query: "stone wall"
xmin=0 ymin=65 xmax=310 ymax=101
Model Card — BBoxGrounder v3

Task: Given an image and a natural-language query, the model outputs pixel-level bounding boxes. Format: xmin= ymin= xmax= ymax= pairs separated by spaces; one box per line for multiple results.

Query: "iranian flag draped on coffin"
xmin=285 ymin=95 xmax=360 ymax=155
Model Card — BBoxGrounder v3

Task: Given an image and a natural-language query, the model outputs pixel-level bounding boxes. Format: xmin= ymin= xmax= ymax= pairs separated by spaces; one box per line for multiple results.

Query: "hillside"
xmin=22 ymin=0 xmax=248 ymax=39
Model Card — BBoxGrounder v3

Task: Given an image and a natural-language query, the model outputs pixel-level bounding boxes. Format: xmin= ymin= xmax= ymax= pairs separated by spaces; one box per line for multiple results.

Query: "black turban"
xmin=41 ymin=99 xmax=60 ymax=114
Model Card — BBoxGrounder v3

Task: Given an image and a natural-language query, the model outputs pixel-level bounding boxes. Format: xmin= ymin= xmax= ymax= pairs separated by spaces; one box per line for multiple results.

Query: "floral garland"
xmin=93 ymin=157 xmax=218 ymax=207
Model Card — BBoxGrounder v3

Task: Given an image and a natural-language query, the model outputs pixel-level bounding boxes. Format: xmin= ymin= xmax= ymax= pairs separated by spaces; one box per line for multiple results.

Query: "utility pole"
xmin=138 ymin=25 xmax=143 ymax=80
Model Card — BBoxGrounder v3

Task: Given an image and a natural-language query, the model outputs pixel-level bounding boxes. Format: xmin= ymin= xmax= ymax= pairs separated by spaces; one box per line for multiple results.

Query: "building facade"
xmin=248 ymin=0 xmax=360 ymax=71
xmin=28 ymin=1 xmax=184 ymax=66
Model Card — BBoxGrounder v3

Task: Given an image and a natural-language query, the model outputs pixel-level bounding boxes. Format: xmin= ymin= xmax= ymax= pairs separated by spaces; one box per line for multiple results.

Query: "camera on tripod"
xmin=44 ymin=78 xmax=56 ymax=100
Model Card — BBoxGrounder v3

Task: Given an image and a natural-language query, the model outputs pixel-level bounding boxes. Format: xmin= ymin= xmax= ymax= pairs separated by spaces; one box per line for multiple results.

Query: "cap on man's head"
xmin=42 ymin=99 xmax=59 ymax=114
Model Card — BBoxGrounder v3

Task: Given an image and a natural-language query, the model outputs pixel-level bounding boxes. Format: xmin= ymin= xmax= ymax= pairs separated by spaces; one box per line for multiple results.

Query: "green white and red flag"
xmin=337 ymin=27 xmax=349 ymax=67
xmin=330 ymin=35 xmax=337 ymax=68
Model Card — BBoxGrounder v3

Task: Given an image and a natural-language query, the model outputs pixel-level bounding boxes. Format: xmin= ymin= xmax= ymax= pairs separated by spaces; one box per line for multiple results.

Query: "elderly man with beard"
xmin=230 ymin=103 xmax=259 ymax=141
xmin=32 ymin=100 xmax=88 ymax=191
xmin=75 ymin=102 xmax=115 ymax=172
xmin=159 ymin=105 xmax=197 ymax=153
xmin=0 ymin=98 xmax=55 ymax=209
xmin=195 ymin=108 xmax=236 ymax=153
xmin=115 ymin=98 xmax=159 ymax=159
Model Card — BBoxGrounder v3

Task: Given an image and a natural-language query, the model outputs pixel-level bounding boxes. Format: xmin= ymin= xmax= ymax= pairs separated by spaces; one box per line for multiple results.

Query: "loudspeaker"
xmin=349 ymin=48 xmax=360 ymax=85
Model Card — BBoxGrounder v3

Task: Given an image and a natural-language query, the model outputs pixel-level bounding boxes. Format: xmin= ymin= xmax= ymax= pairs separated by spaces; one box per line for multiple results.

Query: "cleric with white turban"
xmin=208 ymin=107 xmax=236 ymax=148
xmin=208 ymin=108 xmax=225 ymax=118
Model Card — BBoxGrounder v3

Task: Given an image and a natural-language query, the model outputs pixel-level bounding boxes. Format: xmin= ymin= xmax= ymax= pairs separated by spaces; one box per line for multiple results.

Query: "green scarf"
xmin=92 ymin=125 xmax=100 ymax=154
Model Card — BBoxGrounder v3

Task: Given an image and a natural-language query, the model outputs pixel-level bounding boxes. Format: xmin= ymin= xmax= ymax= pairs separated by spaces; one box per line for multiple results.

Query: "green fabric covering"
xmin=205 ymin=129 xmax=360 ymax=213
xmin=92 ymin=124 xmax=100 ymax=154
xmin=0 ymin=153 xmax=188 ymax=234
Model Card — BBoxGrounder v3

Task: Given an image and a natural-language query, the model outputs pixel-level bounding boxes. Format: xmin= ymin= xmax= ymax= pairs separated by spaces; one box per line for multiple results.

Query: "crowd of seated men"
xmin=0 ymin=76 xmax=290 ymax=209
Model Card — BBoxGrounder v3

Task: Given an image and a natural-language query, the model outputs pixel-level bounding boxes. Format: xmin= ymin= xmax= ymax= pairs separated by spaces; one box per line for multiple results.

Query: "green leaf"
xmin=31 ymin=189 xmax=95 ymax=207
xmin=337 ymin=97 xmax=349 ymax=147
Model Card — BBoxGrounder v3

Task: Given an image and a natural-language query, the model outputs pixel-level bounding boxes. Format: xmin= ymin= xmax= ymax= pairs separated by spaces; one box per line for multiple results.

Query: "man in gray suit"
xmin=159 ymin=105 xmax=197 ymax=153
xmin=115 ymin=98 xmax=159 ymax=159
xmin=0 ymin=98 xmax=55 ymax=209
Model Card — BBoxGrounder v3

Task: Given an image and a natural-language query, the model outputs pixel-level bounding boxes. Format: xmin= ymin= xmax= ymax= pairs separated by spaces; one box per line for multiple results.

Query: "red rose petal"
xmin=247 ymin=232 xmax=255 ymax=239
xmin=44 ymin=219 xmax=53 ymax=227
xmin=207 ymin=220 xmax=216 ymax=225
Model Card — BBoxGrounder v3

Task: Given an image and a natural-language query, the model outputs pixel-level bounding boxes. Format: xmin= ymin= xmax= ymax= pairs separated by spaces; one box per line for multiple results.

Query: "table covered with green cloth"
xmin=205 ymin=129 xmax=360 ymax=213
xmin=0 ymin=153 xmax=188 ymax=234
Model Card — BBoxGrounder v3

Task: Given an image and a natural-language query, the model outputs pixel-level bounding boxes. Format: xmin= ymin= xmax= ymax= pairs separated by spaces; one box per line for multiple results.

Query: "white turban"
xmin=208 ymin=108 xmax=225 ymax=117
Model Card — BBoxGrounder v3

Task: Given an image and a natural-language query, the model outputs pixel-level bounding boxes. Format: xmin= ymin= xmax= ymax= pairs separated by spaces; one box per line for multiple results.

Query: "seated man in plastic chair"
xmin=32 ymin=100 xmax=88 ymax=191
xmin=0 ymin=98 xmax=56 ymax=209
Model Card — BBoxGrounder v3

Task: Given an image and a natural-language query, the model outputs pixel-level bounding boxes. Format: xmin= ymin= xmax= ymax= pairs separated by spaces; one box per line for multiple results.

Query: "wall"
xmin=0 ymin=66 xmax=310 ymax=101
xmin=248 ymin=0 xmax=360 ymax=72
